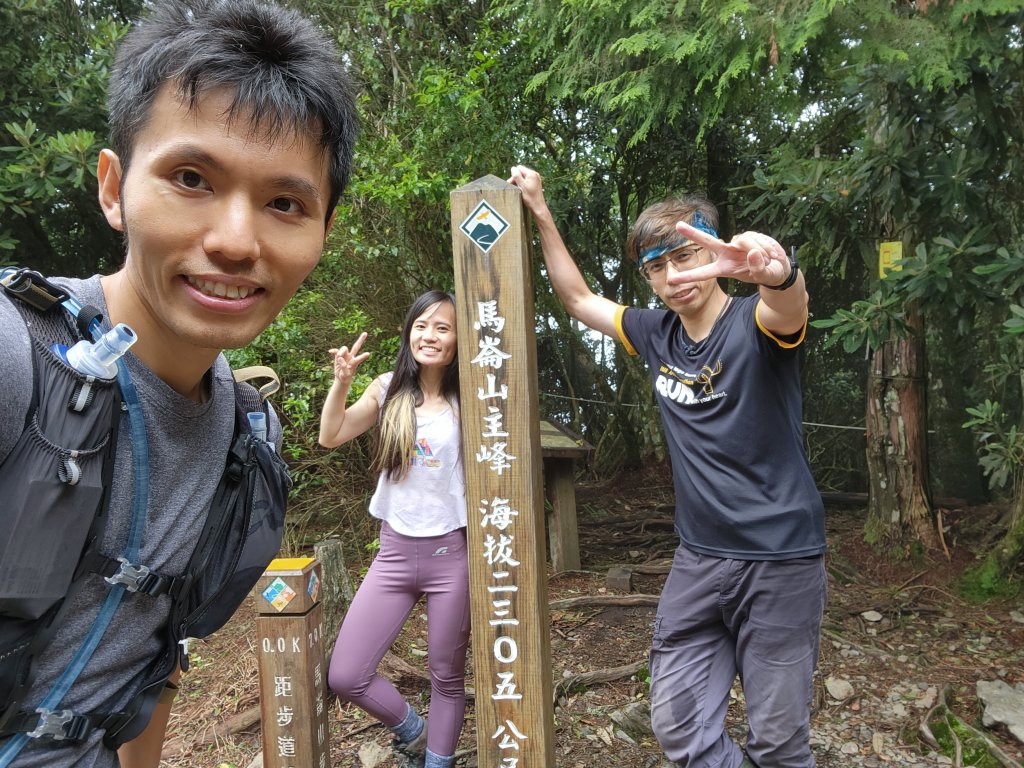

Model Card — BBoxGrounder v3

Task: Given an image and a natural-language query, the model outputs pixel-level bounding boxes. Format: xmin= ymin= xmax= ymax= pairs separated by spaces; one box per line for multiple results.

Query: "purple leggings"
xmin=328 ymin=522 xmax=471 ymax=756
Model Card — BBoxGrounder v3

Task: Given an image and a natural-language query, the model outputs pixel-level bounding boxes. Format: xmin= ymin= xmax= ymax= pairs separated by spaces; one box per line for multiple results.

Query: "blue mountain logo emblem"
xmin=459 ymin=200 xmax=509 ymax=253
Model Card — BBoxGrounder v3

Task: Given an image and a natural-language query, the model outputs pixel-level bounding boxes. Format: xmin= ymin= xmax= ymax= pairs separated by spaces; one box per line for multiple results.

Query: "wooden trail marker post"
xmin=253 ymin=557 xmax=329 ymax=768
xmin=450 ymin=175 xmax=556 ymax=767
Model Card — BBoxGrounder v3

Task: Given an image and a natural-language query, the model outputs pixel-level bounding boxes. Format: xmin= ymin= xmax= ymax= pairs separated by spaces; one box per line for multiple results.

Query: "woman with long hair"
xmin=318 ymin=291 xmax=468 ymax=768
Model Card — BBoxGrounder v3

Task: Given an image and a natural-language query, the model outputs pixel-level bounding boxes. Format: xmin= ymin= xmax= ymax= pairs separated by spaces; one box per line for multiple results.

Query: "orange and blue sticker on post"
xmin=261 ymin=576 xmax=297 ymax=612
xmin=307 ymin=569 xmax=320 ymax=603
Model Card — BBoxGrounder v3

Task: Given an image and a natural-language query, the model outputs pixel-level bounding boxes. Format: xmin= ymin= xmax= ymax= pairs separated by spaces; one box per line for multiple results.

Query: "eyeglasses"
xmin=639 ymin=247 xmax=703 ymax=281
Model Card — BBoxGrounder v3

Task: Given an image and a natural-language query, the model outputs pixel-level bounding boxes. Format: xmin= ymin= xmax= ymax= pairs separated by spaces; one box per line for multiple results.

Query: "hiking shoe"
xmin=392 ymin=720 xmax=427 ymax=768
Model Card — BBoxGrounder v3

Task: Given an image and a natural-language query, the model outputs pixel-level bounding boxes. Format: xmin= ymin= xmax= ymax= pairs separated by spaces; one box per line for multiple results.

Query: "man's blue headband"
xmin=637 ymin=212 xmax=718 ymax=266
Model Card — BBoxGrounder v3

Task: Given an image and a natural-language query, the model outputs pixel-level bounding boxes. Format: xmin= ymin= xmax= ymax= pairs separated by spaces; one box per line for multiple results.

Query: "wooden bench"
xmin=539 ymin=419 xmax=593 ymax=573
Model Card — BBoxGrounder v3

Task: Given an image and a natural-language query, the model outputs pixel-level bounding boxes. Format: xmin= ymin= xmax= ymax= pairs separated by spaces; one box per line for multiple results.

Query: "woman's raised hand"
xmin=330 ymin=332 xmax=371 ymax=386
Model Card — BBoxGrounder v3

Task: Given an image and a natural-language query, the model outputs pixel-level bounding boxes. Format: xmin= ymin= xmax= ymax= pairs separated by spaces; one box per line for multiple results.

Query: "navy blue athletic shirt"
xmin=617 ymin=293 xmax=825 ymax=561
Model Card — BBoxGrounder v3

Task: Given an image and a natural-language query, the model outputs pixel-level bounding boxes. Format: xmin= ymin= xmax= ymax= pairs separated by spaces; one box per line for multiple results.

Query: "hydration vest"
xmin=0 ymin=269 xmax=292 ymax=751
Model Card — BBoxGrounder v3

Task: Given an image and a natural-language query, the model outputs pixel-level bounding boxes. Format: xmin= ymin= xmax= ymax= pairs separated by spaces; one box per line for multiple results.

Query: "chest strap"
xmin=0 ymin=707 xmax=121 ymax=743
xmin=92 ymin=555 xmax=189 ymax=601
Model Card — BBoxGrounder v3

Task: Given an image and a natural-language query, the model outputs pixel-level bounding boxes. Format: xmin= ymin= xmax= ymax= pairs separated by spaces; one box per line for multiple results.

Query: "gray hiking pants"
xmin=650 ymin=546 xmax=826 ymax=768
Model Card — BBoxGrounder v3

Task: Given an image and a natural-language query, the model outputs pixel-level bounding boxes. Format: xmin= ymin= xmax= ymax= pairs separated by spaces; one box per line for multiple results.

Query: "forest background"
xmin=2 ymin=0 xmax=1023 ymax=593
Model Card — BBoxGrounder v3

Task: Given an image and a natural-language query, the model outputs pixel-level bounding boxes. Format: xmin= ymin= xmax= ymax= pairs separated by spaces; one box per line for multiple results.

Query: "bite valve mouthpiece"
xmin=64 ymin=323 xmax=138 ymax=379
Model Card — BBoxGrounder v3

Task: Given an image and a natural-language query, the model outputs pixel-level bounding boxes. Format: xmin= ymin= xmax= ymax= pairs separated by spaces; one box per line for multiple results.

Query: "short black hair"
xmin=108 ymin=0 xmax=358 ymax=217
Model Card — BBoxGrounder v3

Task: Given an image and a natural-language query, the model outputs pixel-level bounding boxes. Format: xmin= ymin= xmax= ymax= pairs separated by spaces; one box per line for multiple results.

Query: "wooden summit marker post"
xmin=450 ymin=175 xmax=556 ymax=767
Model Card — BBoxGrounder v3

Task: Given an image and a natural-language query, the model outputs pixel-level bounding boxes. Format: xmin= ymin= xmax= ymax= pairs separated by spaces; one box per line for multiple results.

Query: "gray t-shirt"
xmin=1 ymin=275 xmax=279 ymax=767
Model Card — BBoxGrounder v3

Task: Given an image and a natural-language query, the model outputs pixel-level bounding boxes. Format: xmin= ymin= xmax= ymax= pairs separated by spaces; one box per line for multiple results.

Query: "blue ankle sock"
xmin=391 ymin=705 xmax=424 ymax=744
xmin=424 ymin=748 xmax=455 ymax=768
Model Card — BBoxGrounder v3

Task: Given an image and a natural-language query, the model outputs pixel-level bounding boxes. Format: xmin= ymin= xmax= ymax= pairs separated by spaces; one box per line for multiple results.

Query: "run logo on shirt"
xmin=655 ymin=359 xmax=727 ymax=406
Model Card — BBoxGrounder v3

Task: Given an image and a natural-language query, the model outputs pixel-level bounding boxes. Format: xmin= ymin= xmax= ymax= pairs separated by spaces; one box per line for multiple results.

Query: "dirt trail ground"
xmin=161 ymin=467 xmax=1024 ymax=767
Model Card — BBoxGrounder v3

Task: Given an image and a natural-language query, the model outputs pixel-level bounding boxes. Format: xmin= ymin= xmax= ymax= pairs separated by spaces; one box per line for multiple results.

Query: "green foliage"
xmin=3 ymin=118 xmax=96 ymax=195
xmin=963 ymin=400 xmax=1024 ymax=496
xmin=634 ymin=665 xmax=650 ymax=693
xmin=811 ymin=288 xmax=912 ymax=354
xmin=963 ymin=242 xmax=1024 ymax=510
xmin=925 ymin=704 xmax=1006 ymax=767
xmin=357 ymin=537 xmax=381 ymax=578
xmin=2 ymin=120 xmax=98 ymax=225
xmin=0 ymin=0 xmax=132 ymax=273
xmin=888 ymin=236 xmax=993 ymax=306
xmin=526 ymin=0 xmax=813 ymax=144
xmin=295 ymin=0 xmax=531 ymax=355
xmin=1008 ymin=304 xmax=1024 ymax=336
xmin=811 ymin=233 xmax=1003 ymax=354
xmin=959 ymin=557 xmax=1021 ymax=602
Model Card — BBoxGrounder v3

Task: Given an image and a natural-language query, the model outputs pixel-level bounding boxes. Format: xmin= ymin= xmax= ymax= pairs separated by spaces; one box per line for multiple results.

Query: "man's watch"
xmin=766 ymin=248 xmax=799 ymax=291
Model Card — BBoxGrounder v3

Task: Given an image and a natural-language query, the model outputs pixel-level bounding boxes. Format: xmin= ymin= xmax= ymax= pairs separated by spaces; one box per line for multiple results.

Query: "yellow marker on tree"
xmin=879 ymin=241 xmax=903 ymax=278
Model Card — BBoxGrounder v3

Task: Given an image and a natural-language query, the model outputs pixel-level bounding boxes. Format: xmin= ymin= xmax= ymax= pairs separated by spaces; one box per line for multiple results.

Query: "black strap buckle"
xmin=0 ymin=268 xmax=69 ymax=313
xmin=27 ymin=708 xmax=91 ymax=741
xmin=93 ymin=554 xmax=178 ymax=597
xmin=104 ymin=557 xmax=158 ymax=594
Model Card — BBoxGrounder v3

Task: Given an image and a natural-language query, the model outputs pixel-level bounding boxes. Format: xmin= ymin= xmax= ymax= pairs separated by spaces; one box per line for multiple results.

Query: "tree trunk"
xmin=993 ymin=373 xmax=1024 ymax=575
xmin=706 ymin=125 xmax=737 ymax=239
xmin=312 ymin=537 xmax=355 ymax=646
xmin=864 ymin=300 xmax=938 ymax=552
xmin=993 ymin=493 xmax=1024 ymax=577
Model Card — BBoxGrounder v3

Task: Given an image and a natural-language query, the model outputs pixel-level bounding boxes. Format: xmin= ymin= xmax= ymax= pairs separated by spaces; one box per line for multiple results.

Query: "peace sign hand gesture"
xmin=329 ymin=332 xmax=371 ymax=387
xmin=669 ymin=220 xmax=792 ymax=288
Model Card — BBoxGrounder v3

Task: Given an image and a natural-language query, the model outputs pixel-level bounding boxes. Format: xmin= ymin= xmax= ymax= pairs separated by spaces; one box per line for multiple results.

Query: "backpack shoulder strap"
xmin=96 ymin=365 xmax=290 ymax=749
xmin=0 ymin=270 xmax=123 ymax=754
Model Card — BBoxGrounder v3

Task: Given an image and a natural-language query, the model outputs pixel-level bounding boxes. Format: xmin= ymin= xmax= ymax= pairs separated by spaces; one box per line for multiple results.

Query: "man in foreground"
xmin=0 ymin=2 xmax=357 ymax=765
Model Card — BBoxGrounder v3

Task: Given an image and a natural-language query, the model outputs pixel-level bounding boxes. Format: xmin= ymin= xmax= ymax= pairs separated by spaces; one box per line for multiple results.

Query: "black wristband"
xmin=765 ymin=249 xmax=799 ymax=291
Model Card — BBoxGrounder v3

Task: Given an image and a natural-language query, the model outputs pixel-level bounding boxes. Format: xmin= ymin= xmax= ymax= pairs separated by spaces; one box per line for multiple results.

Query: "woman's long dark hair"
xmin=372 ymin=290 xmax=459 ymax=481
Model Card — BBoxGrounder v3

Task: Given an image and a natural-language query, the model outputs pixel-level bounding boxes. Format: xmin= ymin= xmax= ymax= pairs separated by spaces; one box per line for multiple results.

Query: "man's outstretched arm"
xmin=509 ymin=165 xmax=622 ymax=338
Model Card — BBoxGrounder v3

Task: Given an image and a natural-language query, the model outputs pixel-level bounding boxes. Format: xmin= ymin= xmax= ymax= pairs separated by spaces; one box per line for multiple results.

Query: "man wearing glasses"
xmin=509 ymin=165 xmax=825 ymax=768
